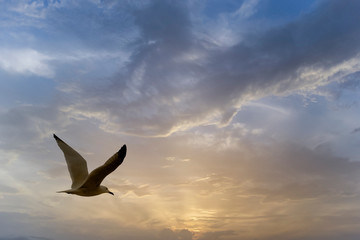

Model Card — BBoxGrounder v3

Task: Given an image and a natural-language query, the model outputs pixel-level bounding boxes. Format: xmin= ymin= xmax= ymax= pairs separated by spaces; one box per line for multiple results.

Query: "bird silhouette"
xmin=53 ymin=134 xmax=127 ymax=196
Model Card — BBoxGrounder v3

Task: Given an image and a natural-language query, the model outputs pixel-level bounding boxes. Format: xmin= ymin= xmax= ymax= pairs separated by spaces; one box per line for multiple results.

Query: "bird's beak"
xmin=109 ymin=191 xmax=114 ymax=195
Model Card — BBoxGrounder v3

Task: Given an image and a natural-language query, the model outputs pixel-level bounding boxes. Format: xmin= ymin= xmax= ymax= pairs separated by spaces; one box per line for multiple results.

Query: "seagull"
xmin=53 ymin=134 xmax=127 ymax=197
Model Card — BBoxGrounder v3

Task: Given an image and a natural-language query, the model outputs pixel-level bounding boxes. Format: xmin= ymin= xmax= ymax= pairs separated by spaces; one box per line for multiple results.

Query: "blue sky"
xmin=1 ymin=0 xmax=360 ymax=240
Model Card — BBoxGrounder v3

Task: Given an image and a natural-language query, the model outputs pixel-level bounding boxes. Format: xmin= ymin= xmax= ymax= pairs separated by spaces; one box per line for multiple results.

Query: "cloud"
xmin=0 ymin=212 xmax=51 ymax=238
xmin=110 ymin=179 xmax=151 ymax=197
xmin=158 ymin=228 xmax=193 ymax=240
xmin=8 ymin=1 xmax=48 ymax=19
xmin=234 ymin=0 xmax=259 ymax=18
xmin=56 ymin=0 xmax=360 ymax=136
xmin=181 ymin=139 xmax=360 ymax=203
xmin=351 ymin=127 xmax=360 ymax=134
xmin=0 ymin=49 xmax=53 ymax=77
xmin=1 ymin=104 xmax=360 ymax=239
xmin=0 ymin=237 xmax=52 ymax=240
xmin=42 ymin=0 xmax=138 ymax=51
xmin=0 ymin=184 xmax=17 ymax=194
xmin=133 ymin=0 xmax=191 ymax=47
xmin=0 ymin=104 xmax=66 ymax=152
xmin=197 ymin=230 xmax=236 ymax=240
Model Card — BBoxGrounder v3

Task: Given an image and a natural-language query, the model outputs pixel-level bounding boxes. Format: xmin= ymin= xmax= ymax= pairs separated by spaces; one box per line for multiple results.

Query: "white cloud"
xmin=9 ymin=1 xmax=47 ymax=19
xmin=0 ymin=49 xmax=54 ymax=78
xmin=234 ymin=0 xmax=259 ymax=18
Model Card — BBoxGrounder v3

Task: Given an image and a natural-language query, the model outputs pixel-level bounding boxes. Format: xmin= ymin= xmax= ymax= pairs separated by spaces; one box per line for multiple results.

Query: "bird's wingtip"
xmin=53 ymin=134 xmax=64 ymax=143
xmin=53 ymin=134 xmax=60 ymax=140
xmin=118 ymin=144 xmax=127 ymax=155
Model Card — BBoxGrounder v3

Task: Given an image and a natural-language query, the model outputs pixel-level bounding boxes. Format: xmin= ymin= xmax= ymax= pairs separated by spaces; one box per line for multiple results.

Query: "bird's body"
xmin=57 ymin=186 xmax=110 ymax=196
xmin=53 ymin=134 xmax=127 ymax=197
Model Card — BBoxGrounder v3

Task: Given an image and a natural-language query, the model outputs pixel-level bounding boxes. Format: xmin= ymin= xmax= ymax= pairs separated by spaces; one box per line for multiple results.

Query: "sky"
xmin=1 ymin=0 xmax=360 ymax=239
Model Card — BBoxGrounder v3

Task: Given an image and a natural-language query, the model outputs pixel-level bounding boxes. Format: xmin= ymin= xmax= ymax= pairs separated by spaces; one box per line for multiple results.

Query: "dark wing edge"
xmin=81 ymin=144 xmax=127 ymax=188
xmin=53 ymin=134 xmax=62 ymax=142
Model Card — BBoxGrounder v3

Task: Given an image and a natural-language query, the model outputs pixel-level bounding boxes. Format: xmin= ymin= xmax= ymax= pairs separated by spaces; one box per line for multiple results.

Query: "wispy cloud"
xmin=234 ymin=0 xmax=259 ymax=18
xmin=0 ymin=49 xmax=53 ymax=77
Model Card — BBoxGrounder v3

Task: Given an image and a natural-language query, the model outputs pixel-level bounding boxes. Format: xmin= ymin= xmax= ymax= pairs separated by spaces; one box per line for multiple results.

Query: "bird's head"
xmin=100 ymin=186 xmax=114 ymax=195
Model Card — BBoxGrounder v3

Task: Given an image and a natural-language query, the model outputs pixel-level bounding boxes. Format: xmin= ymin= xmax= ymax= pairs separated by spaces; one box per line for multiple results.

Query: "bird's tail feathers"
xmin=57 ymin=190 xmax=72 ymax=194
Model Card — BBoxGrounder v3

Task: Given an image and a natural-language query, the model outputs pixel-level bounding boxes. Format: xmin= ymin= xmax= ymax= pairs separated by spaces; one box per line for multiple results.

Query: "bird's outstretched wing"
xmin=80 ymin=145 xmax=127 ymax=188
xmin=53 ymin=134 xmax=89 ymax=189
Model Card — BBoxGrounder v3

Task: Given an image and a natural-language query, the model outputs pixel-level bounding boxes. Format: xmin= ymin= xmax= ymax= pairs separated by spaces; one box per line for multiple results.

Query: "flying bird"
xmin=53 ymin=134 xmax=127 ymax=196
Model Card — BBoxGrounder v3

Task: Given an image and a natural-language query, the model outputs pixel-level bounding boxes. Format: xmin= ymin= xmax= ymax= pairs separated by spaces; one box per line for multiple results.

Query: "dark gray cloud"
xmin=2 ymin=0 xmax=360 ymax=138
xmin=352 ymin=127 xmax=360 ymax=134
xmin=133 ymin=0 xmax=191 ymax=48
xmin=0 ymin=212 xmax=51 ymax=238
xmin=248 ymin=144 xmax=360 ymax=198
xmin=262 ymin=231 xmax=360 ymax=240
xmin=0 ymin=184 xmax=17 ymax=194
xmin=0 ymin=103 xmax=66 ymax=153
xmin=59 ymin=0 xmax=360 ymax=136
xmin=199 ymin=0 xmax=360 ymax=102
